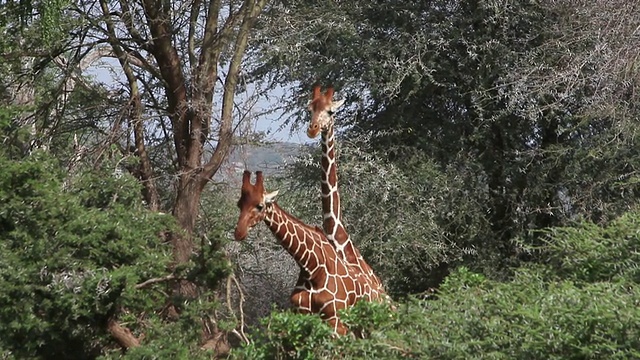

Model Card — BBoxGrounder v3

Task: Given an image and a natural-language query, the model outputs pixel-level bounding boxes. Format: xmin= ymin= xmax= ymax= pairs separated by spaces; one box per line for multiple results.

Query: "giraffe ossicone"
xmin=234 ymin=170 xmax=384 ymax=335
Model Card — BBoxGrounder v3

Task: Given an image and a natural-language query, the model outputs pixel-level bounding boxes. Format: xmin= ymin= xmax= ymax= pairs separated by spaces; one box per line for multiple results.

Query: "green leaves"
xmin=235 ymin=271 xmax=640 ymax=360
xmin=231 ymin=309 xmax=334 ymax=360
xmin=0 ymin=150 xmax=174 ymax=358
xmin=232 ymin=211 xmax=640 ymax=359
xmin=533 ymin=212 xmax=640 ymax=284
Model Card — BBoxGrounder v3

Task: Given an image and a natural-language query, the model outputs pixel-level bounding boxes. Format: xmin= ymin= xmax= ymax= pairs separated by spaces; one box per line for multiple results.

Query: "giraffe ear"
xmin=312 ymin=85 xmax=322 ymax=99
xmin=330 ymin=99 xmax=345 ymax=113
xmin=264 ymin=190 xmax=279 ymax=204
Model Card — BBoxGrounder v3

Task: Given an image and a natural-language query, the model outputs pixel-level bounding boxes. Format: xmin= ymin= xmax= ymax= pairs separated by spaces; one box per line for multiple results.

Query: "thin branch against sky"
xmin=84 ymin=59 xmax=310 ymax=144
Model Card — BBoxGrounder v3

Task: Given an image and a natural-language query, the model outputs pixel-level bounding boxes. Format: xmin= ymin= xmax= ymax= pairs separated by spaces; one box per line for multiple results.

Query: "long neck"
xmin=320 ymin=124 xmax=356 ymax=263
xmin=321 ymin=125 xmax=382 ymax=288
xmin=263 ymin=203 xmax=325 ymax=276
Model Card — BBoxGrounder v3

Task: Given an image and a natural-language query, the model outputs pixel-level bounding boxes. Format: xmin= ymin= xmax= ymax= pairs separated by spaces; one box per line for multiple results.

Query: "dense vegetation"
xmin=1 ymin=0 xmax=639 ymax=358
xmin=233 ymin=212 xmax=640 ymax=359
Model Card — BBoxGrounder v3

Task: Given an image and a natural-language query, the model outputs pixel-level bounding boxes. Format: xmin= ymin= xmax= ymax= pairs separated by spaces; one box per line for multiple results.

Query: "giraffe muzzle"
xmin=307 ymin=124 xmax=320 ymax=139
xmin=234 ymin=227 xmax=248 ymax=241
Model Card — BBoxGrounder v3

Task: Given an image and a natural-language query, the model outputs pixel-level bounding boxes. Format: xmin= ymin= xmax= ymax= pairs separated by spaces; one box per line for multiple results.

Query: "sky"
xmin=257 ymin=117 xmax=308 ymax=144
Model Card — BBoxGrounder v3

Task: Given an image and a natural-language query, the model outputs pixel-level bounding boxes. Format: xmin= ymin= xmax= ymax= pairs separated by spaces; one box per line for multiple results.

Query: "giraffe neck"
xmin=320 ymin=125 xmax=358 ymax=264
xmin=263 ymin=203 xmax=326 ymax=277
xmin=320 ymin=125 xmax=384 ymax=289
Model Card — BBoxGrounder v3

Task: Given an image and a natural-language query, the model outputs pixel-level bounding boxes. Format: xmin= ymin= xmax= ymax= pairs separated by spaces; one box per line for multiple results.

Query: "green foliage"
xmin=231 ymin=308 xmax=334 ymax=360
xmin=232 ymin=212 xmax=640 ymax=359
xmin=530 ymin=210 xmax=640 ymax=284
xmin=0 ymin=150 xmax=175 ymax=359
xmin=0 ymin=0 xmax=72 ymax=48
xmin=100 ymin=299 xmax=221 ymax=360
xmin=254 ymin=0 xmax=640 ymax=289
xmin=439 ymin=266 xmax=487 ymax=292
xmin=237 ymin=271 xmax=640 ymax=360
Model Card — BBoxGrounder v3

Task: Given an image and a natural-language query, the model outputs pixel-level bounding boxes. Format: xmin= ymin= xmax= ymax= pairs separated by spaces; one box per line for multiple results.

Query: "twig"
xmin=135 ymin=274 xmax=176 ymax=289
xmin=227 ymin=273 xmax=250 ymax=344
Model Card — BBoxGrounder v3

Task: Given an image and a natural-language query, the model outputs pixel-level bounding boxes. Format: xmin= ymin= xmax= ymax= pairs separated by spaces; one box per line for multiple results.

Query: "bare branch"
xmin=135 ymin=274 xmax=177 ymax=289
xmin=187 ymin=0 xmax=202 ymax=74
xmin=201 ymin=0 xmax=269 ymax=187
xmin=226 ymin=273 xmax=250 ymax=344
xmin=100 ymin=0 xmax=160 ymax=210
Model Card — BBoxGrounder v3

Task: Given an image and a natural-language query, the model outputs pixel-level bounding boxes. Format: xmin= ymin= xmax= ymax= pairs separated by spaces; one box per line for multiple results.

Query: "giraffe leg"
xmin=290 ymin=289 xmax=312 ymax=314
xmin=327 ymin=317 xmax=348 ymax=336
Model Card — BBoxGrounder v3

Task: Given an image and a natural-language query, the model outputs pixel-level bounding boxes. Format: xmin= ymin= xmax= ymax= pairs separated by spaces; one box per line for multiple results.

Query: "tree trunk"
xmin=171 ymin=173 xmax=202 ymax=298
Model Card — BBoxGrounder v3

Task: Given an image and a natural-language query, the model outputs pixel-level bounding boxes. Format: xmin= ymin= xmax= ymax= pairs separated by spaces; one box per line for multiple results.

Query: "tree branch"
xmin=100 ymin=0 xmax=160 ymax=211
xmin=107 ymin=318 xmax=141 ymax=349
xmin=118 ymin=0 xmax=147 ymax=49
xmin=135 ymin=274 xmax=177 ymax=289
xmin=141 ymin=0 xmax=189 ymax=167
xmin=200 ymin=0 xmax=268 ymax=188
xmin=187 ymin=0 xmax=203 ymax=75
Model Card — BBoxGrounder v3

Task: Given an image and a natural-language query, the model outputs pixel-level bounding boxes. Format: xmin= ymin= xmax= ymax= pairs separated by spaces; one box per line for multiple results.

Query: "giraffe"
xmin=307 ymin=85 xmax=384 ymax=290
xmin=234 ymin=170 xmax=383 ymax=335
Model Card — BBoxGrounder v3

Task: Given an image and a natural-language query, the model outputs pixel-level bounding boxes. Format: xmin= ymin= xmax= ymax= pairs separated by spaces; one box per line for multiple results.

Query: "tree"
xmin=248 ymin=0 xmax=640 ymax=288
xmin=3 ymin=0 xmax=276 ymax=352
xmin=71 ymin=0 xmax=272 ymax=347
xmin=80 ymin=0 xmax=269 ymax=282
xmin=1 ymin=0 xmax=79 ymax=154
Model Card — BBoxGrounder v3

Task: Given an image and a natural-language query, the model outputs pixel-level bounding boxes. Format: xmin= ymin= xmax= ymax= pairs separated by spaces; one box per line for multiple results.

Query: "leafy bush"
xmin=101 ymin=298 xmax=223 ymax=360
xmin=532 ymin=211 xmax=640 ymax=284
xmin=231 ymin=212 xmax=640 ymax=359
xmin=0 ymin=151 xmax=176 ymax=359
xmin=231 ymin=309 xmax=335 ymax=360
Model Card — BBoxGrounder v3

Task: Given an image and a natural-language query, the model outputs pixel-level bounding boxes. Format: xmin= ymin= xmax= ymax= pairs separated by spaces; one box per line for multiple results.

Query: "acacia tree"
xmin=2 ymin=0 xmax=275 ymax=354
xmin=249 ymin=0 xmax=640 ymax=290
xmin=80 ymin=0 xmax=268 ymax=290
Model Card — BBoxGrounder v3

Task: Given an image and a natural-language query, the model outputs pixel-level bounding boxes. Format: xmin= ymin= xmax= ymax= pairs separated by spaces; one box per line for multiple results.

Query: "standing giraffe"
xmin=234 ymin=170 xmax=383 ymax=335
xmin=307 ymin=85 xmax=383 ymax=289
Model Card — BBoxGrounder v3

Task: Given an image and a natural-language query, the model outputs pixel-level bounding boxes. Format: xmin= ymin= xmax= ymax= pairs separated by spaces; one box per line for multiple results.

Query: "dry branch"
xmin=135 ymin=274 xmax=176 ymax=289
xmin=107 ymin=318 xmax=140 ymax=349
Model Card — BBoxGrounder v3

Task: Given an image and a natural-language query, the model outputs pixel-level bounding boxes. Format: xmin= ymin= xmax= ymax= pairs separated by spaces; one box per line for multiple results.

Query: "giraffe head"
xmin=234 ymin=170 xmax=279 ymax=241
xmin=307 ymin=85 xmax=346 ymax=139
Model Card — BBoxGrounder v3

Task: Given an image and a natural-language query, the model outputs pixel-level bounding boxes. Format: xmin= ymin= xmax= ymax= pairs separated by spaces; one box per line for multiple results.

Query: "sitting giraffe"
xmin=234 ymin=170 xmax=384 ymax=335
xmin=307 ymin=85 xmax=385 ymax=293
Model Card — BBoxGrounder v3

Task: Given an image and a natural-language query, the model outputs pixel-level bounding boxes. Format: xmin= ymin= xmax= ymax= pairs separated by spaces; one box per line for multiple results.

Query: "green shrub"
xmin=232 ymin=211 xmax=640 ymax=359
xmin=532 ymin=211 xmax=640 ymax=284
xmin=0 ymin=151 xmax=175 ymax=359
xmin=231 ymin=308 xmax=335 ymax=360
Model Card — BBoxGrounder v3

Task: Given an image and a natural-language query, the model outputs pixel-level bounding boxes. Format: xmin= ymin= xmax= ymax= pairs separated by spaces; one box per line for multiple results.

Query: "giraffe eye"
xmin=256 ymin=204 xmax=264 ymax=211
xmin=327 ymin=110 xmax=334 ymax=116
